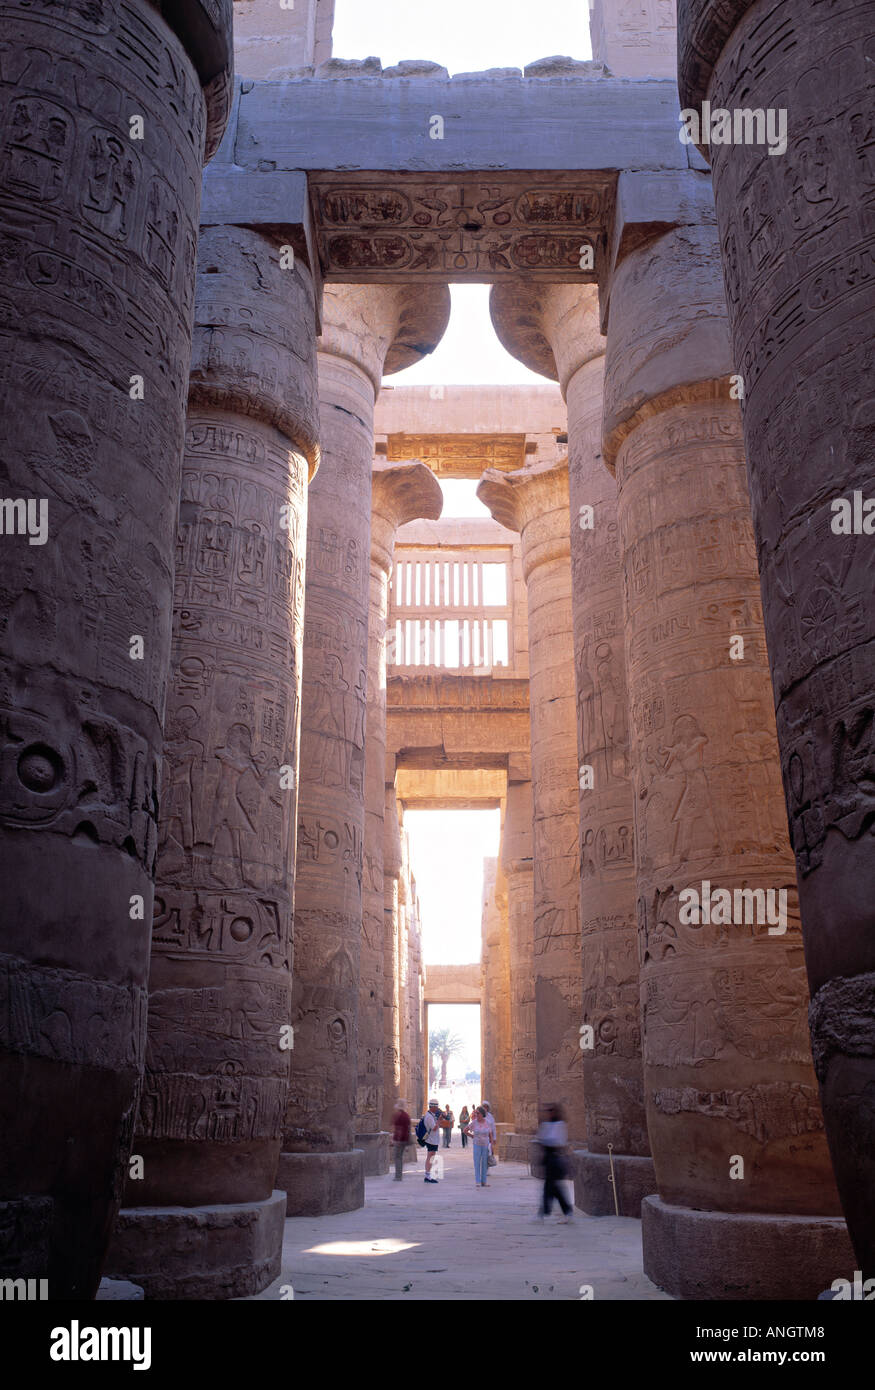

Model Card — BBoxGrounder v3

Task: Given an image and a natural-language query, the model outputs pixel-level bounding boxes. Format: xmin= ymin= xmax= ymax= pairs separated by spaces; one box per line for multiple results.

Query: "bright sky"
xmin=331 ymin=0 xmax=591 ymax=388
xmin=404 ymin=808 xmax=501 ymax=963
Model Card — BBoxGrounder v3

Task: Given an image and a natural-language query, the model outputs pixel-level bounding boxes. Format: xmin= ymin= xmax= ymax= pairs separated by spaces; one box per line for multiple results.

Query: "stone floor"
xmin=249 ymin=1146 xmax=671 ymax=1301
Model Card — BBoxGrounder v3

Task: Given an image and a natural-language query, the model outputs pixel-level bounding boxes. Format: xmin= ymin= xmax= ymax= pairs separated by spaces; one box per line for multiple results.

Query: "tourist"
xmin=481 ymin=1100 xmax=497 ymax=1161
xmin=443 ymin=1104 xmax=454 ymax=1147
xmin=391 ymin=1099 xmax=411 ymax=1182
xmin=464 ymin=1106 xmax=492 ymax=1187
xmin=421 ymin=1098 xmax=449 ymax=1182
xmin=459 ymin=1105 xmax=470 ymax=1148
xmin=536 ymin=1102 xmax=573 ymax=1221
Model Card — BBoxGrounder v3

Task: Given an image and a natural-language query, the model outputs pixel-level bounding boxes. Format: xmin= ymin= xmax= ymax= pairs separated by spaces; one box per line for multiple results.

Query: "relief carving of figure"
xmin=209 ymin=723 xmax=267 ymax=887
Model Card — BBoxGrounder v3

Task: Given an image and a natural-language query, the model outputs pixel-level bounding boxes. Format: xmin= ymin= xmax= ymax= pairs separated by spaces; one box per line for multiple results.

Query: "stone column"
xmin=0 ymin=0 xmax=231 ymax=1299
xmin=279 ymin=285 xmax=448 ymax=1216
xmin=603 ymin=224 xmax=852 ymax=1298
xmin=481 ymin=857 xmax=512 ymax=1125
xmin=382 ymin=785 xmax=403 ymax=1129
xmin=500 ymin=779 xmax=535 ymax=1161
xmin=406 ymin=850 xmax=426 ymax=1121
xmin=491 ymin=283 xmax=653 ymax=1216
xmin=356 ymin=461 xmax=441 ymax=1173
xmin=478 ymin=468 xmax=585 ymax=1140
xmin=106 ymin=225 xmax=319 ymax=1299
xmin=678 ymin=0 xmax=875 ymax=1279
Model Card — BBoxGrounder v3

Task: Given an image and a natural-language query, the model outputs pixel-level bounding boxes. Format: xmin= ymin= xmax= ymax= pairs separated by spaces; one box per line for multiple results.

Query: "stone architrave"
xmin=677 ymin=0 xmax=875 ymax=1280
xmin=491 ymin=282 xmax=653 ymax=1216
xmin=105 ymin=225 xmax=320 ymax=1299
xmin=356 ymin=460 xmax=442 ymax=1173
xmin=602 ymin=224 xmax=853 ymax=1299
xmin=0 ymin=0 xmax=232 ymax=1299
xmin=500 ymin=780 xmax=536 ymax=1158
xmin=279 ymin=284 xmax=449 ymax=1217
xmin=478 ymin=465 xmax=585 ymax=1141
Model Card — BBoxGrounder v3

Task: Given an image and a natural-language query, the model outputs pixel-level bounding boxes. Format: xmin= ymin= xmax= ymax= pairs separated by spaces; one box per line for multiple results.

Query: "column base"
xmin=105 ymin=1191 xmax=286 ymax=1300
xmin=642 ymin=1195 xmax=856 ymax=1300
xmin=354 ymin=1132 xmax=390 ymax=1175
xmin=403 ymin=1143 xmax=419 ymax=1167
xmin=572 ymin=1148 xmax=657 ymax=1217
xmin=502 ymin=1132 xmax=536 ymax=1164
xmin=277 ymin=1150 xmax=364 ymax=1216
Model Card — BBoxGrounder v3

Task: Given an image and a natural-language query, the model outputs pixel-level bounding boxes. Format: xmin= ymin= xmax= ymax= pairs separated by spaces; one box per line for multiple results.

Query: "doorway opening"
xmin=425 ymin=1002 xmax=482 ymax=1124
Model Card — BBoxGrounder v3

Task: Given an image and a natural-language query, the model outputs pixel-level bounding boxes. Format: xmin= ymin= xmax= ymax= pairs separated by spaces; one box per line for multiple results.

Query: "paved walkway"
xmin=251 ymin=1145 xmax=670 ymax=1301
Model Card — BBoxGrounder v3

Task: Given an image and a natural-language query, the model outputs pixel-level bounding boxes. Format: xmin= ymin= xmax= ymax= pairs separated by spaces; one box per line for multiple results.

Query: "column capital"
xmin=371 ymin=461 xmax=443 ymax=573
xmin=490 ymin=284 xmax=604 ymax=398
xmin=477 ymin=457 xmax=570 ymax=578
xmin=319 ymin=284 xmax=450 ymax=397
xmin=602 ymin=225 xmax=735 ymax=471
xmin=189 ymin=225 xmax=321 ymax=476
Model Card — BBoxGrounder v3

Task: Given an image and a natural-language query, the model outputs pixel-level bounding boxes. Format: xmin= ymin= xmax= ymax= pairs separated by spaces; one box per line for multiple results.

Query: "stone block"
xmin=572 ymin=1149 xmax=657 ymax=1217
xmin=642 ymin=1196 xmax=856 ymax=1301
xmin=105 ymin=1191 xmax=287 ymax=1301
xmin=277 ymin=1151 xmax=365 ymax=1217
xmin=355 ymin=1133 xmax=390 ymax=1176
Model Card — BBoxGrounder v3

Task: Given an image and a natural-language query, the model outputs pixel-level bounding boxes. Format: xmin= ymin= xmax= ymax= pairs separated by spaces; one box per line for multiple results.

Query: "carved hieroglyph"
xmin=678 ymin=0 xmax=875 ymax=1277
xmin=501 ymin=780 xmax=536 ymax=1134
xmin=478 ymin=463 xmax=585 ymax=1138
xmin=603 ymin=226 xmax=841 ymax=1221
xmin=132 ymin=225 xmax=319 ymax=1209
xmin=284 ymin=285 xmax=449 ymax=1168
xmin=492 ymin=282 xmax=647 ymax=1158
xmin=0 ymin=0 xmax=231 ymax=1297
xmin=308 ymin=172 xmax=613 ymax=283
xmin=358 ymin=461 xmax=442 ymax=1136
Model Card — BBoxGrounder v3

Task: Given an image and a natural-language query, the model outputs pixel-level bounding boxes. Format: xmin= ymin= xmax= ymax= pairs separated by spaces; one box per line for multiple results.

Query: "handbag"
xmin=487 ymin=1150 xmax=498 ymax=1167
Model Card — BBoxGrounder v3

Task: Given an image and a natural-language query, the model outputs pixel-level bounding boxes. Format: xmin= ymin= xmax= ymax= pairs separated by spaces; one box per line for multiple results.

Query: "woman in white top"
xmin=464 ymin=1106 xmax=492 ymax=1187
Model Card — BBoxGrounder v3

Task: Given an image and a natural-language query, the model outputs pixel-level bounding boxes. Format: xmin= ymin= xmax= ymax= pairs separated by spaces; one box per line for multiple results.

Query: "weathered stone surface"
xmin=0 ymin=0 xmax=231 ymax=1299
xmin=590 ymin=0 xmax=678 ymax=80
xmin=572 ymin=1149 xmax=657 ymax=1218
xmin=642 ymin=1196 xmax=854 ymax=1302
xmin=234 ymin=0 xmax=335 ymax=79
xmin=603 ymin=225 xmax=844 ymax=1295
xmin=232 ymin=73 xmax=685 ymax=183
xmin=107 ymin=1191 xmax=286 ymax=1301
xmin=677 ymin=0 xmax=875 ymax=1279
xmin=382 ymin=61 xmax=450 ymax=80
xmin=283 ymin=286 xmax=448 ymax=1211
xmin=478 ymin=462 xmax=584 ymax=1139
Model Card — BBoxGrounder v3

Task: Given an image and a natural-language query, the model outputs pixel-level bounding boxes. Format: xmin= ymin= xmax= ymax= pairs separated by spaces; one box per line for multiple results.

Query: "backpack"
xmin=415 ymin=1115 xmax=429 ymax=1146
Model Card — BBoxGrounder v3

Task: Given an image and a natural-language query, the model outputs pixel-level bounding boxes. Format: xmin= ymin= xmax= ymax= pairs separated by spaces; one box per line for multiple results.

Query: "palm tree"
xmin=429 ymin=1027 xmax=465 ymax=1087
